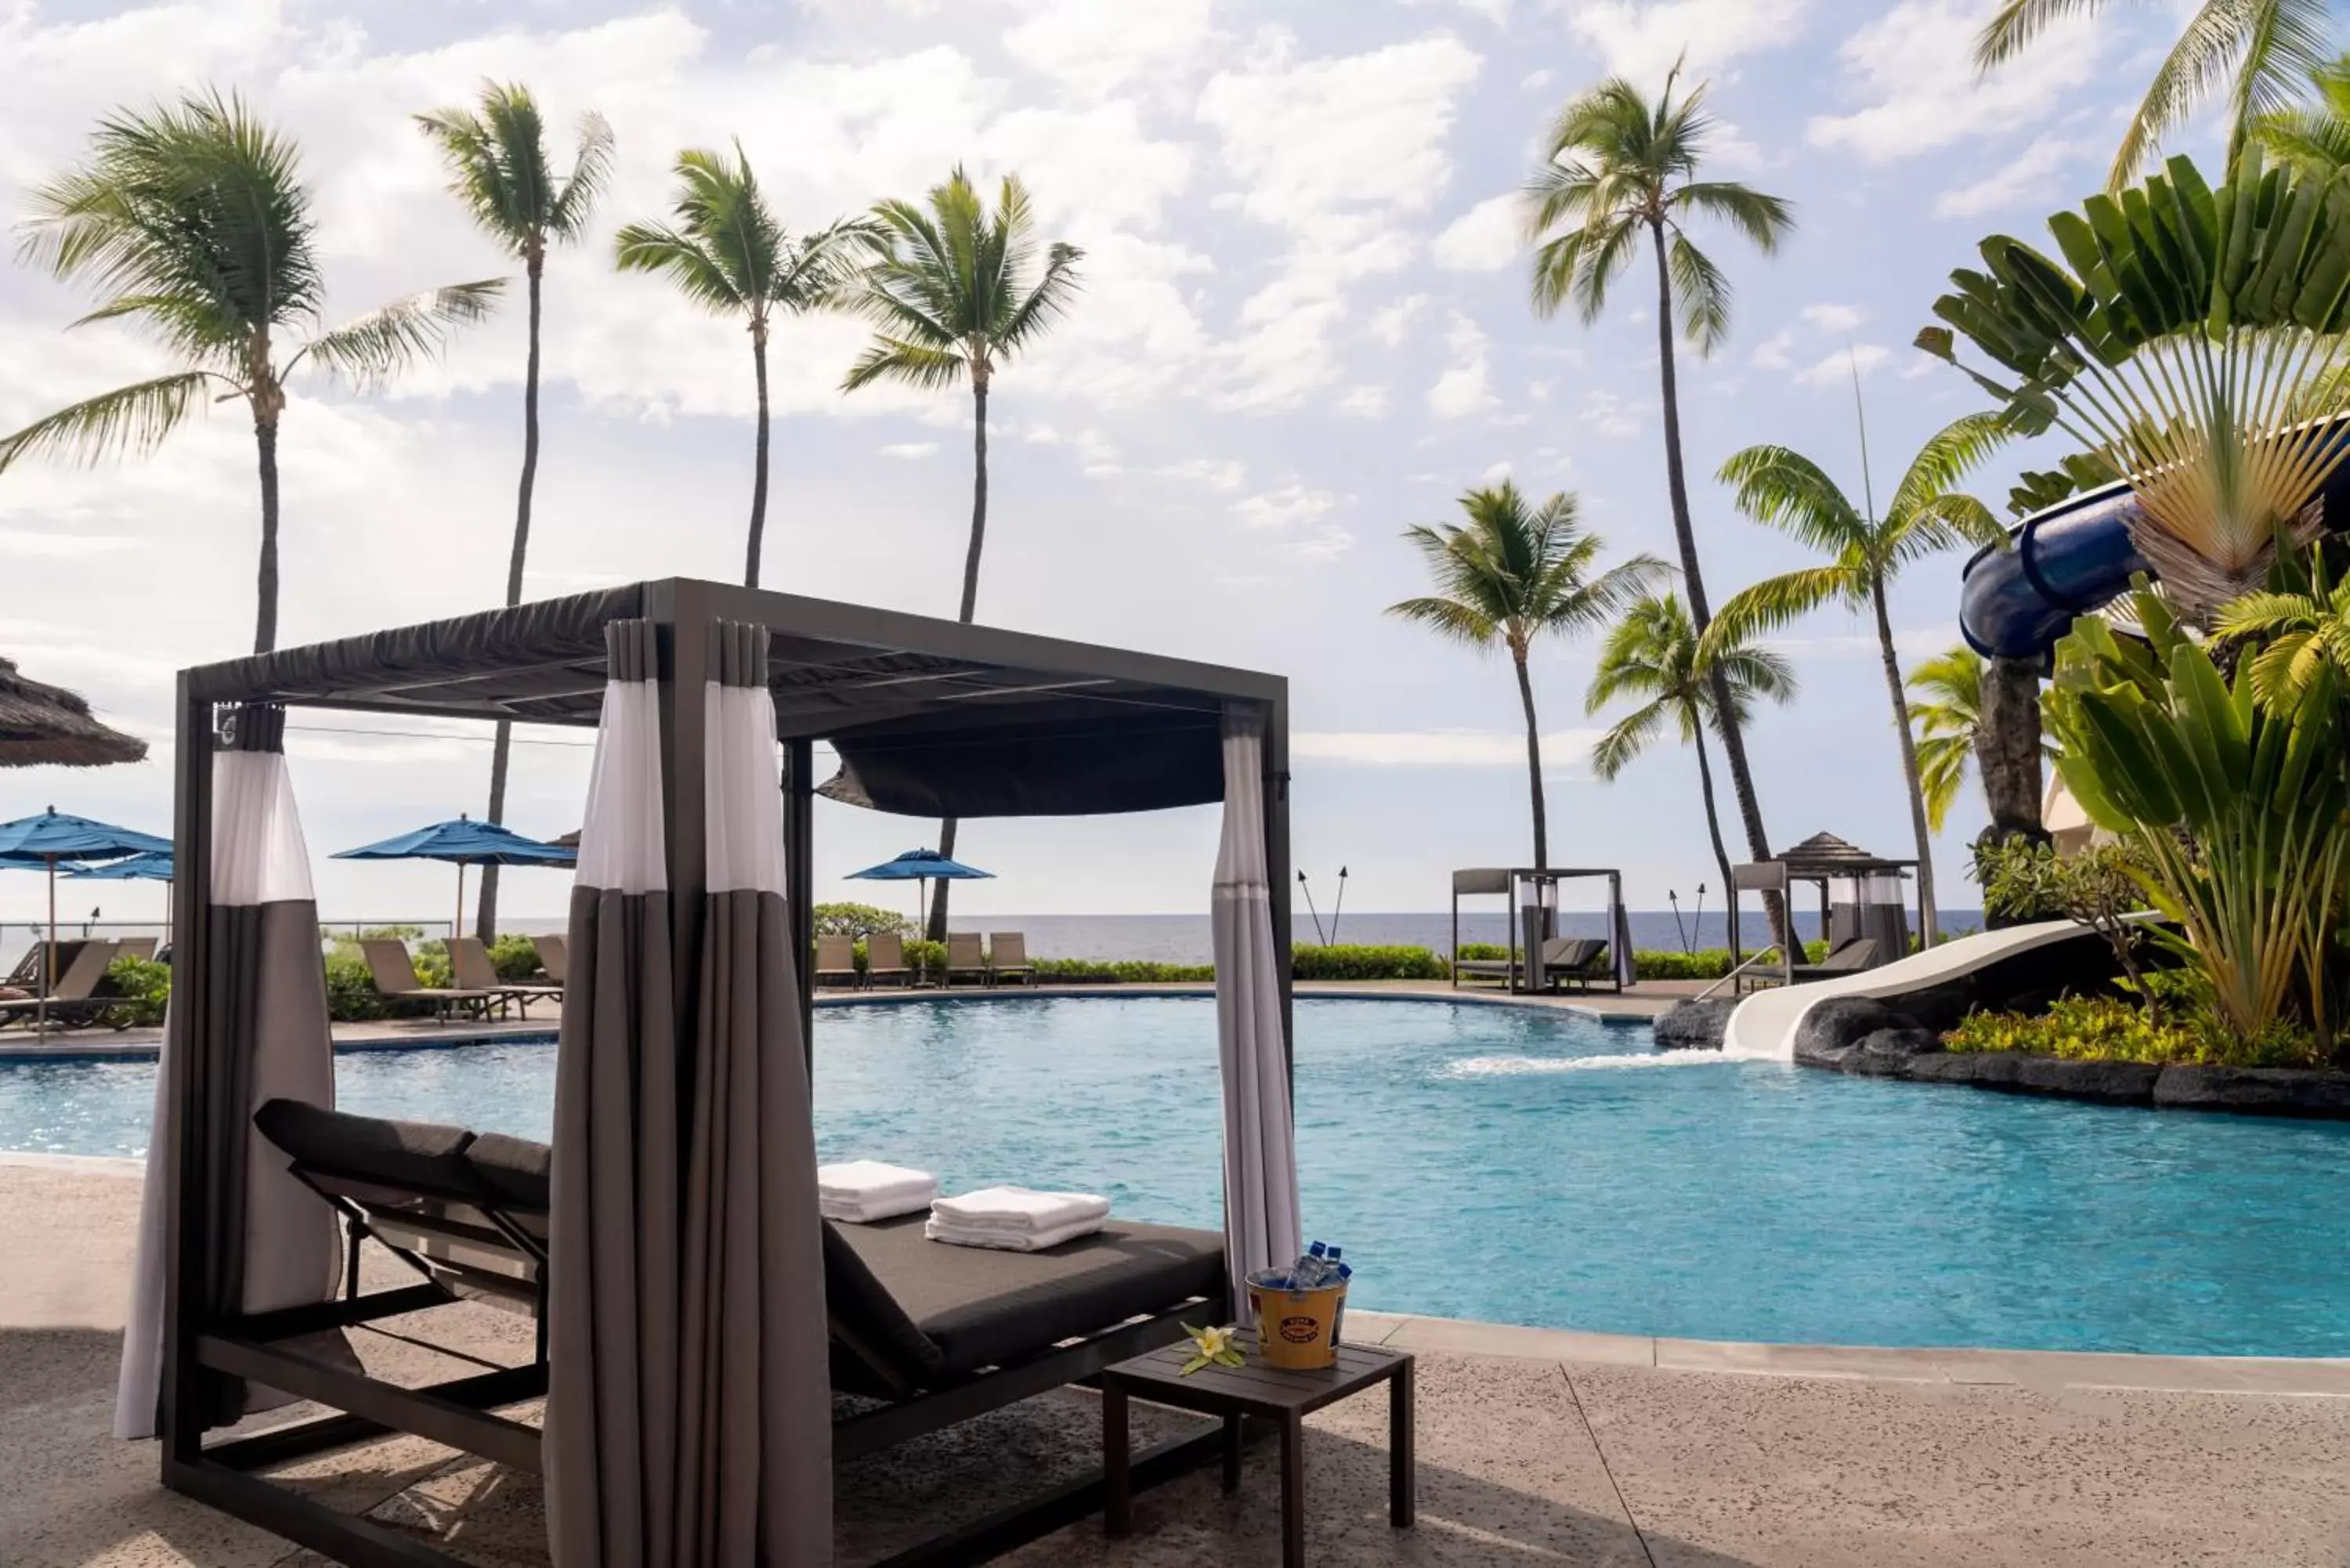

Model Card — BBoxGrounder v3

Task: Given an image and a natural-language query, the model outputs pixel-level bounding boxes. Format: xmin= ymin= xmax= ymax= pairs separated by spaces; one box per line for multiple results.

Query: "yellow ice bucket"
xmin=1246 ymin=1268 xmax=1349 ymax=1370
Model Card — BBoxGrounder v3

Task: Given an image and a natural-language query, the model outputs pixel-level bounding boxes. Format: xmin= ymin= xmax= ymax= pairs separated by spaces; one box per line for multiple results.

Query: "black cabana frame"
xmin=1448 ymin=867 xmax=1626 ymax=995
xmin=158 ymin=578 xmax=1292 ymax=1567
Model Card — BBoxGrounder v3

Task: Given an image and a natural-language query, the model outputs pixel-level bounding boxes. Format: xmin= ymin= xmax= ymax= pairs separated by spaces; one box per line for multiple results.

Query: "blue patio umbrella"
xmin=0 ymin=807 xmax=172 ymax=1024
xmin=333 ymin=815 xmax=577 ymax=941
xmin=66 ymin=849 xmax=173 ymax=880
xmin=845 ymin=847 xmax=994 ymax=930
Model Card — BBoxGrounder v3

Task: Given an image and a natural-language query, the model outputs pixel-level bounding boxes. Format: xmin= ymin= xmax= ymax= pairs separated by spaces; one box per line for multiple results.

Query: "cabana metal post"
xmin=1448 ymin=867 xmax=1628 ymax=994
xmin=152 ymin=579 xmax=1292 ymax=1568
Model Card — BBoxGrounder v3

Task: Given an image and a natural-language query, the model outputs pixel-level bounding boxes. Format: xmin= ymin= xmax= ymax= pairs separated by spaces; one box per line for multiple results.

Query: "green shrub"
xmin=103 ymin=955 xmax=172 ymax=1026
xmin=815 ymin=901 xmax=916 ymax=939
xmin=324 ymin=949 xmax=400 ymax=1021
xmin=488 ymin=932 xmax=544 ymax=981
xmin=1032 ymin=957 xmax=1214 ymax=983
xmin=1632 ymin=948 xmax=1735 ymax=981
xmin=1455 ymin=943 xmax=1509 ymax=962
xmin=1943 ymin=995 xmax=2322 ymax=1068
xmin=1292 ymin=944 xmax=1448 ymax=981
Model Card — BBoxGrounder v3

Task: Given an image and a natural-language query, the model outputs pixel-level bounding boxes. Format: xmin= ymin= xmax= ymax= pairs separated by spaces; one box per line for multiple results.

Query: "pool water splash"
xmin=1441 ymin=1051 xmax=1737 ymax=1076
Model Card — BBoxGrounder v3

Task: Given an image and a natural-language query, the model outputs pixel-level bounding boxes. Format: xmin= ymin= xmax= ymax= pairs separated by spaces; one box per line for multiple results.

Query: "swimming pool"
xmin=7 ymin=995 xmax=2348 ymax=1357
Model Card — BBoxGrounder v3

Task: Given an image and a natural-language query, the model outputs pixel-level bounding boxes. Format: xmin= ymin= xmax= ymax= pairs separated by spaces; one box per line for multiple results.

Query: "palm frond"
xmin=0 ymin=370 xmax=219 ymax=471
xmin=1590 ymin=698 xmax=1672 ymax=781
xmin=613 ymin=222 xmax=743 ymax=312
xmin=1718 ymin=443 xmax=1864 ymax=555
xmin=1666 ymin=232 xmax=1730 ymax=354
xmin=841 ymin=335 xmax=965 ymax=393
xmin=1973 ymin=0 xmax=2109 ymax=70
xmin=295 ymin=280 xmax=504 ymax=388
xmin=1671 ymin=182 xmax=1793 ymax=254
xmin=550 ymin=112 xmax=616 ymax=241
xmin=1914 ymin=732 xmax=1972 ymax=833
xmin=1715 ymin=565 xmax=1857 ymax=638
xmin=1888 ymin=410 xmax=2012 ymax=522
xmin=1386 ymin=593 xmax=1503 ymax=650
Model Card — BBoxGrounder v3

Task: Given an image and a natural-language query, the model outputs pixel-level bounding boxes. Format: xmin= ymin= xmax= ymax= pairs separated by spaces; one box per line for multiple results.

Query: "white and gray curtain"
xmin=545 ymin=619 xmax=830 ymax=1568
xmin=1212 ymin=704 xmax=1302 ymax=1316
xmin=117 ymin=702 xmax=339 ymax=1436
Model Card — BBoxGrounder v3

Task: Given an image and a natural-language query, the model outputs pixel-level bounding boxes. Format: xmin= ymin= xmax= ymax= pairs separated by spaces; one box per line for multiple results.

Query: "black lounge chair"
xmin=240 ymin=1100 xmax=1228 ymax=1559
xmin=1454 ymin=934 xmax=1614 ymax=992
xmin=1790 ymin=936 xmax=1878 ymax=983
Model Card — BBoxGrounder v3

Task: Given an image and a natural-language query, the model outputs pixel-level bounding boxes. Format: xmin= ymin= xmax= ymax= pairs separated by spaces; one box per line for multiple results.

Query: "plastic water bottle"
xmin=1289 ymin=1241 xmax=1329 ymax=1288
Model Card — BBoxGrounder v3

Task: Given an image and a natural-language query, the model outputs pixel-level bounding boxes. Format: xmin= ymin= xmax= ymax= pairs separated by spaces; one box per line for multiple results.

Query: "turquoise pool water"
xmin=6 ymin=995 xmax=2348 ymax=1357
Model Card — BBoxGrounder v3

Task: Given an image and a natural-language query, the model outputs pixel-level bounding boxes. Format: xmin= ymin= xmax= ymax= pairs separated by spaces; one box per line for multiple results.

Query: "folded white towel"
xmin=925 ymin=1214 xmax=1104 ymax=1252
xmin=817 ymin=1160 xmax=938 ymax=1224
xmin=929 ymin=1185 xmax=1110 ymax=1235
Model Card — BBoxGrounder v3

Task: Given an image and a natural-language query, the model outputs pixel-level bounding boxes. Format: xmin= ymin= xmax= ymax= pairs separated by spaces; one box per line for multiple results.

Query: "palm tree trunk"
xmin=477 ymin=253 xmax=545 ymax=943
xmin=1649 ymin=219 xmax=1782 ymax=945
xmin=1513 ymin=648 xmax=1548 ymax=868
xmin=1871 ymin=571 xmax=1939 ymax=946
xmin=745 ymin=318 xmax=772 ymax=588
xmin=928 ymin=376 xmax=992 ymax=941
xmin=1975 ymin=655 xmax=2046 ymax=844
xmin=1690 ymin=713 xmax=1736 ymax=946
xmin=252 ymin=410 xmax=280 ymax=655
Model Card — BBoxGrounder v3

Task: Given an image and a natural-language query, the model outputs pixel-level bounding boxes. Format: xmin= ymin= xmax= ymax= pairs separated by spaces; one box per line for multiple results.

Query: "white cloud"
xmin=1339 ymin=385 xmax=1392 ymax=417
xmin=1480 ymin=459 xmax=1513 ymax=485
xmin=878 ymin=442 xmax=939 ymax=458
xmin=1428 ymin=313 xmax=1500 ymax=421
xmin=1800 ymin=303 xmax=1863 ymax=333
xmin=1234 ymin=482 xmax=1354 ymax=558
xmin=1750 ymin=329 xmax=1795 ymax=370
xmin=1935 ymin=135 xmax=2084 ymax=217
xmin=1579 ymin=389 xmax=1643 ymax=438
xmin=1433 ymin=193 xmax=1523 ymax=272
xmin=1521 ymin=68 xmax=1556 ymax=91
xmin=1791 ymin=342 xmax=1889 ymax=385
xmin=1557 ymin=0 xmax=1810 ymax=84
xmin=0 ymin=528 xmax=134 ymax=558
xmin=1807 ymin=0 xmax=2101 ymax=162
xmin=1294 ymin=728 xmax=1603 ymax=766
xmin=1369 ymin=294 xmax=1432 ymax=347
xmin=1158 ymin=457 xmax=1247 ymax=491
xmin=1001 ymin=0 xmax=1217 ymax=99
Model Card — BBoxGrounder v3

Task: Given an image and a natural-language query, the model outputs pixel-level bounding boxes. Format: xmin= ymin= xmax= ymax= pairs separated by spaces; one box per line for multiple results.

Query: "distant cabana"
xmin=1726 ymin=831 xmax=1919 ymax=983
xmin=0 ymin=653 xmax=146 ymax=768
xmin=1449 ymin=866 xmax=1632 ymax=994
xmin=116 ymin=579 xmax=1299 ymax=1568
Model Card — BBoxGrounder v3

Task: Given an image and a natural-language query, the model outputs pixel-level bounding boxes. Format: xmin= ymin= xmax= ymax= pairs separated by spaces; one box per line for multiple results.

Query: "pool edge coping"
xmin=3 ymin=1154 xmax=2341 ymax=1392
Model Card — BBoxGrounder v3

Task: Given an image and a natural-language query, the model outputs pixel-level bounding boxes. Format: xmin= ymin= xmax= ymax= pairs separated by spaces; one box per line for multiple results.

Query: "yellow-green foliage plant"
xmin=2044 ymin=580 xmax=2348 ymax=1053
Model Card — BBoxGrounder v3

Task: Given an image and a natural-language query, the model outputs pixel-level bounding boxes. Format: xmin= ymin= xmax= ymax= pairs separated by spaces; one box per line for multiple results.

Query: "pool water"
xmin=7 ymin=995 xmax=2349 ymax=1357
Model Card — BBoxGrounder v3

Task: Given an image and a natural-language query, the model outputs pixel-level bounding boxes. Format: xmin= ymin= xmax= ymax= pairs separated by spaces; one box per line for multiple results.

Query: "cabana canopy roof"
xmin=1777 ymin=831 xmax=1916 ymax=878
xmin=185 ymin=580 xmax=1283 ymax=818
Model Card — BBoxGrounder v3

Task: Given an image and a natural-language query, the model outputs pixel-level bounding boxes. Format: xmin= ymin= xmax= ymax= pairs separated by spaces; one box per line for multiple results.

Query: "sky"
xmin=0 ymin=0 xmax=2207 ymax=929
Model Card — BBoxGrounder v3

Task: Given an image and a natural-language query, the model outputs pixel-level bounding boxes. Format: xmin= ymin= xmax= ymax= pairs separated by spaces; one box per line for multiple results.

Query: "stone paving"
xmin=5 ymin=1162 xmax=2348 ymax=1566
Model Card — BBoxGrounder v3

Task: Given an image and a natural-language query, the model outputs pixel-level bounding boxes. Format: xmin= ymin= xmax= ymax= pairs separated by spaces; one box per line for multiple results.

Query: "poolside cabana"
xmin=1448 ymin=867 xmax=1632 ymax=994
xmin=1725 ymin=832 xmax=1919 ymax=981
xmin=117 ymin=580 xmax=1299 ymax=1568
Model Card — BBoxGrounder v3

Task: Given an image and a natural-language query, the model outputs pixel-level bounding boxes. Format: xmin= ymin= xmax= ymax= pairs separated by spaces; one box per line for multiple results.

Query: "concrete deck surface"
xmin=6 ymin=1162 xmax=2345 ymax=1567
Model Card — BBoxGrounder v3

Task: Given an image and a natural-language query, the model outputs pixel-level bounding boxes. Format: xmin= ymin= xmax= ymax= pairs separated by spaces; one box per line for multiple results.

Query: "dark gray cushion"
xmin=465 ymin=1133 xmax=553 ymax=1213
xmin=830 ymin=1212 xmax=1224 ymax=1377
xmin=253 ymin=1098 xmax=481 ymax=1198
xmin=822 ymin=1220 xmax=947 ymax=1386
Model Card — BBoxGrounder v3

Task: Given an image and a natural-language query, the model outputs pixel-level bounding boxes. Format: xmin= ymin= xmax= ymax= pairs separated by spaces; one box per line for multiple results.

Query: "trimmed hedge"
xmin=1292 ymin=944 xmax=1448 ymax=981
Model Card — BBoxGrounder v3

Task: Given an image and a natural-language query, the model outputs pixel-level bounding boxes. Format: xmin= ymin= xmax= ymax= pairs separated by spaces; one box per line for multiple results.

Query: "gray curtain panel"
xmin=545 ymin=619 xmax=831 ymax=1568
xmin=1212 ymin=703 xmax=1302 ymax=1316
xmin=116 ymin=703 xmax=340 ymax=1436
xmin=548 ymin=620 xmax=682 ymax=1566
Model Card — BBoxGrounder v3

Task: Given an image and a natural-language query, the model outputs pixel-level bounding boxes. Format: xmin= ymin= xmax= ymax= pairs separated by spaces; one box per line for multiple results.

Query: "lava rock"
xmin=1791 ymin=996 xmax=1918 ymax=1068
xmin=1653 ymin=997 xmax=1735 ymax=1051
xmin=2153 ymin=1065 xmax=2350 ymax=1117
xmin=2010 ymin=1057 xmax=2160 ymax=1102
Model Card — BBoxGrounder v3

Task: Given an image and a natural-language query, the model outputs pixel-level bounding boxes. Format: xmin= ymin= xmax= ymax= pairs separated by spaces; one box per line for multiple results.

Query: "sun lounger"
xmin=246 ymin=1100 xmax=1226 ymax=1537
xmin=530 ymin=933 xmax=568 ymax=985
xmin=1790 ymin=936 xmax=1878 ymax=983
xmin=359 ymin=938 xmax=497 ymax=1024
xmin=449 ymin=937 xmax=562 ymax=1019
xmin=989 ymin=931 xmax=1036 ymax=987
xmin=865 ymin=930 xmax=913 ymax=988
xmin=4 ymin=938 xmax=89 ymax=990
xmin=0 ymin=938 xmax=124 ymax=1030
xmin=815 ymin=934 xmax=861 ymax=990
xmin=1540 ymin=938 xmax=1613 ymax=993
xmin=943 ymin=931 xmax=989 ymax=988
xmin=114 ymin=937 xmax=158 ymax=963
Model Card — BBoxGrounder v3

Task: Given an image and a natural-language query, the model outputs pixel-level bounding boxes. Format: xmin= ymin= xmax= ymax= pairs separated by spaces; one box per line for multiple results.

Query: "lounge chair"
xmin=0 ymin=939 xmax=123 ymax=1030
xmin=1539 ymin=938 xmax=1613 ymax=993
xmin=989 ymin=931 xmax=1036 ymax=987
xmin=1790 ymin=936 xmax=1878 ymax=983
xmin=449 ymin=937 xmax=562 ymax=1019
xmin=244 ymin=1100 xmax=1227 ymax=1552
xmin=359 ymin=938 xmax=497 ymax=1024
xmin=943 ymin=931 xmax=989 ymax=988
xmin=4 ymin=938 xmax=89 ymax=991
xmin=531 ymin=933 xmax=568 ymax=986
xmin=865 ymin=930 xmax=913 ymax=989
xmin=1454 ymin=936 xmax=1600 ymax=989
xmin=114 ymin=937 xmax=159 ymax=963
xmin=815 ymin=934 xmax=861 ymax=990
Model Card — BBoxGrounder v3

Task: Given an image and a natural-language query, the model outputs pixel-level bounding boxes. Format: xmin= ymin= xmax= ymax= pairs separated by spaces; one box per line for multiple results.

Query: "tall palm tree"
xmin=615 ymin=143 xmax=876 ymax=587
xmin=418 ymin=81 xmax=612 ymax=942
xmin=1388 ymin=482 xmax=1668 ymax=868
xmin=839 ymin=166 xmax=1083 ymax=939
xmin=1975 ymin=0 xmax=2332 ymax=187
xmin=1585 ymin=592 xmax=1797 ymax=919
xmin=2251 ymin=52 xmax=2350 ymax=175
xmin=1716 ymin=412 xmax=2012 ymax=945
xmin=0 ymin=92 xmax=501 ymax=653
xmin=1524 ymin=69 xmax=1795 ymax=927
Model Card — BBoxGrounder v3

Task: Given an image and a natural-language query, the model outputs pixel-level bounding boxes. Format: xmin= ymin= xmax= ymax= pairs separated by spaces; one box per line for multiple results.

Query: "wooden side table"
xmin=1101 ymin=1330 xmax=1414 ymax=1567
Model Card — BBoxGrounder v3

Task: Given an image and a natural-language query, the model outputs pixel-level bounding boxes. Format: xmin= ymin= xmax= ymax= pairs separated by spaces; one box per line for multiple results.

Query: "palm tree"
xmin=615 ymin=143 xmax=876 ymax=587
xmin=0 ymin=92 xmax=501 ymax=653
xmin=418 ymin=81 xmax=612 ymax=942
xmin=2251 ymin=52 xmax=2350 ymax=175
xmin=1716 ymin=412 xmax=2012 ymax=945
xmin=1524 ymin=69 xmax=1795 ymax=925
xmin=1585 ymin=593 xmax=1797 ymax=918
xmin=1388 ymin=482 xmax=1668 ymax=868
xmin=2215 ymin=550 xmax=2350 ymax=713
xmin=1974 ymin=0 xmax=2332 ymax=188
xmin=839 ymin=166 xmax=1083 ymax=939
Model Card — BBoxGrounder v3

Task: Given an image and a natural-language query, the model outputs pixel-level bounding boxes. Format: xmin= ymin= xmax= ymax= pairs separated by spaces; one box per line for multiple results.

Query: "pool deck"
xmin=0 ymin=979 xmax=1698 ymax=1061
xmin=6 ymin=1158 xmax=2348 ymax=1566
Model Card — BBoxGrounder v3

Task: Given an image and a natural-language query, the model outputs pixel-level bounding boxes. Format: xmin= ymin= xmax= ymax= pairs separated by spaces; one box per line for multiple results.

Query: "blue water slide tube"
xmin=1960 ymin=443 xmax=2350 ymax=660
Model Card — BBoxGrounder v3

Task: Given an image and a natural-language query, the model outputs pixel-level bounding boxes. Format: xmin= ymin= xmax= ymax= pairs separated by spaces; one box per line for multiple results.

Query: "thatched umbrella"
xmin=0 ymin=656 xmax=146 ymax=768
